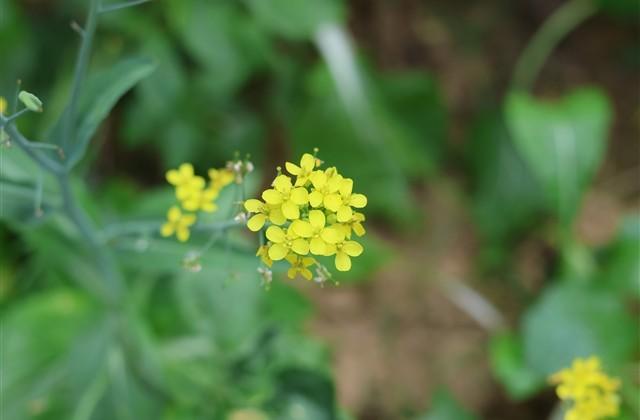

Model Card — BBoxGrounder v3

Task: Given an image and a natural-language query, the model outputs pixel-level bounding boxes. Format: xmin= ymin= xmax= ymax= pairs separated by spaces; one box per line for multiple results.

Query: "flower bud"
xmin=19 ymin=91 xmax=43 ymax=112
xmin=0 ymin=96 xmax=7 ymax=114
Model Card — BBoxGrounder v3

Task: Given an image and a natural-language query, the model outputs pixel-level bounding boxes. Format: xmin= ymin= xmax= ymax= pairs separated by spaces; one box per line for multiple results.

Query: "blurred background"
xmin=1 ymin=0 xmax=638 ymax=419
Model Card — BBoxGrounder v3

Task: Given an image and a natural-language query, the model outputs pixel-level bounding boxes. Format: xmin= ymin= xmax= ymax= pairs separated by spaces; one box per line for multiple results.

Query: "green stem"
xmin=61 ymin=0 xmax=100 ymax=153
xmin=510 ymin=0 xmax=598 ymax=92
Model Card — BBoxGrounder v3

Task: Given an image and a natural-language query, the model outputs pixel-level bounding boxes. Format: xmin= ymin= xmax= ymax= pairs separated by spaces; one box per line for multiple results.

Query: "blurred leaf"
xmin=0 ymin=178 xmax=55 ymax=225
xmin=268 ymin=367 xmax=338 ymax=420
xmin=469 ymin=109 xmax=545 ymax=264
xmin=51 ymin=57 xmax=155 ymax=165
xmin=598 ymin=215 xmax=640 ymax=298
xmin=246 ymin=0 xmax=344 ymax=40
xmin=598 ymin=0 xmax=640 ymax=19
xmin=522 ymin=282 xmax=636 ymax=377
xmin=505 ymin=89 xmax=611 ymax=224
xmin=489 ymin=331 xmax=543 ymax=400
xmin=417 ymin=388 xmax=477 ymax=420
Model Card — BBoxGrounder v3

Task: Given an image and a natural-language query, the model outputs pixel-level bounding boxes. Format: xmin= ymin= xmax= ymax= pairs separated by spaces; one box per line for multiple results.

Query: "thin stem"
xmin=510 ymin=0 xmax=598 ymax=92
xmin=99 ymin=0 xmax=151 ymax=13
xmin=61 ymin=0 xmax=100 ymax=152
xmin=0 ymin=108 xmax=28 ymax=126
xmin=0 ymin=115 xmax=64 ymax=174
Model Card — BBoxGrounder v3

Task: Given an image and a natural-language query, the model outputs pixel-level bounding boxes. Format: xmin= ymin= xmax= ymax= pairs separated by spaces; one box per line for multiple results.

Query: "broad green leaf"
xmin=522 ymin=282 xmax=636 ymax=377
xmin=64 ymin=57 xmax=156 ymax=166
xmin=505 ymin=89 xmax=611 ymax=224
xmin=469 ymin=109 xmax=545 ymax=265
xmin=246 ymin=0 xmax=344 ymax=40
xmin=489 ymin=331 xmax=543 ymax=399
xmin=417 ymin=388 xmax=477 ymax=420
xmin=598 ymin=215 xmax=640 ymax=297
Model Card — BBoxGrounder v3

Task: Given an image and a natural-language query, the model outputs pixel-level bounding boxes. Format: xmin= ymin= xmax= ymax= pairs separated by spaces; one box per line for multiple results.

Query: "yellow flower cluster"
xmin=161 ymin=163 xmax=233 ymax=242
xmin=550 ymin=356 xmax=621 ymax=420
xmin=244 ymin=152 xmax=367 ymax=281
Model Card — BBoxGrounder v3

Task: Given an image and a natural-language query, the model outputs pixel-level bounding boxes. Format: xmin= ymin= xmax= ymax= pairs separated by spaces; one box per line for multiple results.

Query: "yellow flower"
xmin=166 ymin=163 xmax=206 ymax=201
xmin=182 ymin=187 xmax=219 ymax=213
xmin=550 ymin=356 xmax=621 ymax=420
xmin=209 ymin=168 xmax=234 ymax=190
xmin=338 ymin=212 xmax=366 ymax=238
xmin=256 ymin=245 xmax=273 ymax=267
xmin=161 ymin=206 xmax=196 ymax=242
xmin=265 ymin=225 xmax=309 ymax=260
xmin=285 ymin=153 xmax=318 ymax=186
xmin=323 ymin=178 xmax=367 ymax=222
xmin=243 ymin=199 xmax=286 ymax=231
xmin=285 ymin=254 xmax=316 ymax=280
xmin=0 ymin=96 xmax=7 ymax=114
xmin=322 ymin=227 xmax=363 ymax=271
xmin=290 ymin=209 xmax=333 ymax=255
xmin=308 ymin=168 xmax=343 ymax=208
xmin=262 ymin=175 xmax=308 ymax=220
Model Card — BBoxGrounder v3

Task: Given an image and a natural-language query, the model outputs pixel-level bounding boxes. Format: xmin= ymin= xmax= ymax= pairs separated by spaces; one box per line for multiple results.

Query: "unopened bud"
xmin=19 ymin=91 xmax=43 ymax=112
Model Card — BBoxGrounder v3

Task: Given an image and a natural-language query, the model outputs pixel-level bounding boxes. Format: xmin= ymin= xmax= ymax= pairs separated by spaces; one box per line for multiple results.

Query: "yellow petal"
xmin=268 ymin=207 xmax=286 ymax=225
xmin=303 ymin=257 xmax=315 ymax=267
xmin=167 ymin=206 xmax=181 ymax=222
xmin=292 ymin=220 xmax=313 ymax=237
xmin=247 ymin=214 xmax=267 ymax=231
xmin=301 ymin=268 xmax=313 ymax=280
xmin=321 ymin=227 xmax=344 ymax=244
xmin=244 ymin=199 xmax=264 ymax=213
xmin=339 ymin=178 xmax=353 ymax=196
xmin=310 ymin=171 xmax=326 ymax=189
xmin=166 ymin=169 xmax=181 ymax=185
xmin=181 ymin=214 xmax=197 ymax=225
xmin=266 ymin=225 xmax=286 ymax=243
xmin=287 ymin=268 xmax=297 ymax=279
xmin=349 ymin=193 xmax=367 ymax=208
xmin=353 ymin=222 xmax=366 ymax=237
xmin=343 ymin=240 xmax=363 ymax=257
xmin=179 ymin=163 xmax=194 ymax=177
xmin=300 ymin=153 xmax=316 ymax=171
xmin=308 ymin=209 xmax=325 ymax=229
xmin=268 ymin=243 xmax=288 ymax=260
xmin=176 ymin=228 xmax=190 ymax=242
xmin=273 ymin=175 xmax=292 ymax=192
xmin=285 ymin=254 xmax=297 ymax=264
xmin=290 ymin=187 xmax=308 ymax=205
xmin=285 ymin=162 xmax=302 ymax=175
xmin=323 ymin=194 xmax=341 ymax=212
xmin=324 ymin=243 xmax=337 ymax=256
xmin=337 ymin=205 xmax=352 ymax=222
xmin=309 ymin=237 xmax=326 ymax=255
xmin=309 ymin=191 xmax=323 ymax=207
xmin=262 ymin=189 xmax=282 ymax=205
xmin=160 ymin=223 xmax=174 ymax=237
xmin=281 ymin=201 xmax=300 ymax=220
xmin=335 ymin=252 xmax=351 ymax=271
xmin=291 ymin=238 xmax=309 ymax=255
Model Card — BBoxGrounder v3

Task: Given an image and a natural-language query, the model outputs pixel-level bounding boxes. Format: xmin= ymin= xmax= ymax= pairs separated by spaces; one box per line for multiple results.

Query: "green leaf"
xmin=522 ymin=282 xmax=636 ymax=378
xmin=488 ymin=331 xmax=543 ymax=399
xmin=64 ymin=57 xmax=156 ymax=166
xmin=417 ymin=388 xmax=477 ymax=420
xmin=505 ymin=88 xmax=612 ymax=224
xmin=598 ymin=215 xmax=640 ymax=298
xmin=246 ymin=0 xmax=344 ymax=40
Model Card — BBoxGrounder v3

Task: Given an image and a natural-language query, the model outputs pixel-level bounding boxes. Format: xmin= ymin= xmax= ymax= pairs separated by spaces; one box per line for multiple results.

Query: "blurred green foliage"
xmin=1 ymin=0 xmax=638 ymax=419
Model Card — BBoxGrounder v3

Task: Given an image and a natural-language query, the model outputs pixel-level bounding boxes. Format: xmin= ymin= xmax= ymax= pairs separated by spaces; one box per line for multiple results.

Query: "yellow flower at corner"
xmin=0 ymin=96 xmax=7 ymax=114
xmin=324 ymin=178 xmax=367 ymax=222
xmin=322 ymin=227 xmax=363 ymax=271
xmin=243 ymin=198 xmax=286 ymax=231
xmin=256 ymin=245 xmax=273 ymax=267
xmin=285 ymin=153 xmax=317 ymax=186
xmin=209 ymin=168 xmax=234 ymax=190
xmin=262 ymin=174 xmax=308 ymax=220
xmin=161 ymin=206 xmax=196 ymax=242
xmin=285 ymin=254 xmax=316 ymax=280
xmin=265 ymin=225 xmax=309 ymax=260
xmin=549 ymin=356 xmax=621 ymax=420
xmin=182 ymin=187 xmax=219 ymax=213
xmin=166 ymin=163 xmax=205 ymax=200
